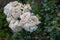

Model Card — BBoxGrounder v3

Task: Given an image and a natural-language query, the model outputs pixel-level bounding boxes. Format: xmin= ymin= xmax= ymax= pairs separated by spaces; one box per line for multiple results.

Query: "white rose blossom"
xmin=11 ymin=7 xmax=22 ymax=19
xmin=9 ymin=20 xmax=22 ymax=32
xmin=4 ymin=1 xmax=41 ymax=32
xmin=6 ymin=16 xmax=14 ymax=22
xmin=23 ymin=4 xmax=31 ymax=13
xmin=20 ymin=12 xmax=32 ymax=23
xmin=20 ymin=12 xmax=41 ymax=32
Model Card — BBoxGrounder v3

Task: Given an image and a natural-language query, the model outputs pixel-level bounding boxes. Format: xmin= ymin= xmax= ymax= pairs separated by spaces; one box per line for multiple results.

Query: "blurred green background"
xmin=0 ymin=0 xmax=60 ymax=40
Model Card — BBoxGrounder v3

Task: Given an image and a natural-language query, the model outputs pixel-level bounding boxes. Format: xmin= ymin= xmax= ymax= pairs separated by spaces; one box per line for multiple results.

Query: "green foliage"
xmin=0 ymin=0 xmax=60 ymax=40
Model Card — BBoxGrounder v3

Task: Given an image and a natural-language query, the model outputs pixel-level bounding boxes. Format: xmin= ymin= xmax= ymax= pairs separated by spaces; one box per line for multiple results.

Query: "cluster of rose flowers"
xmin=4 ymin=1 xmax=41 ymax=32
